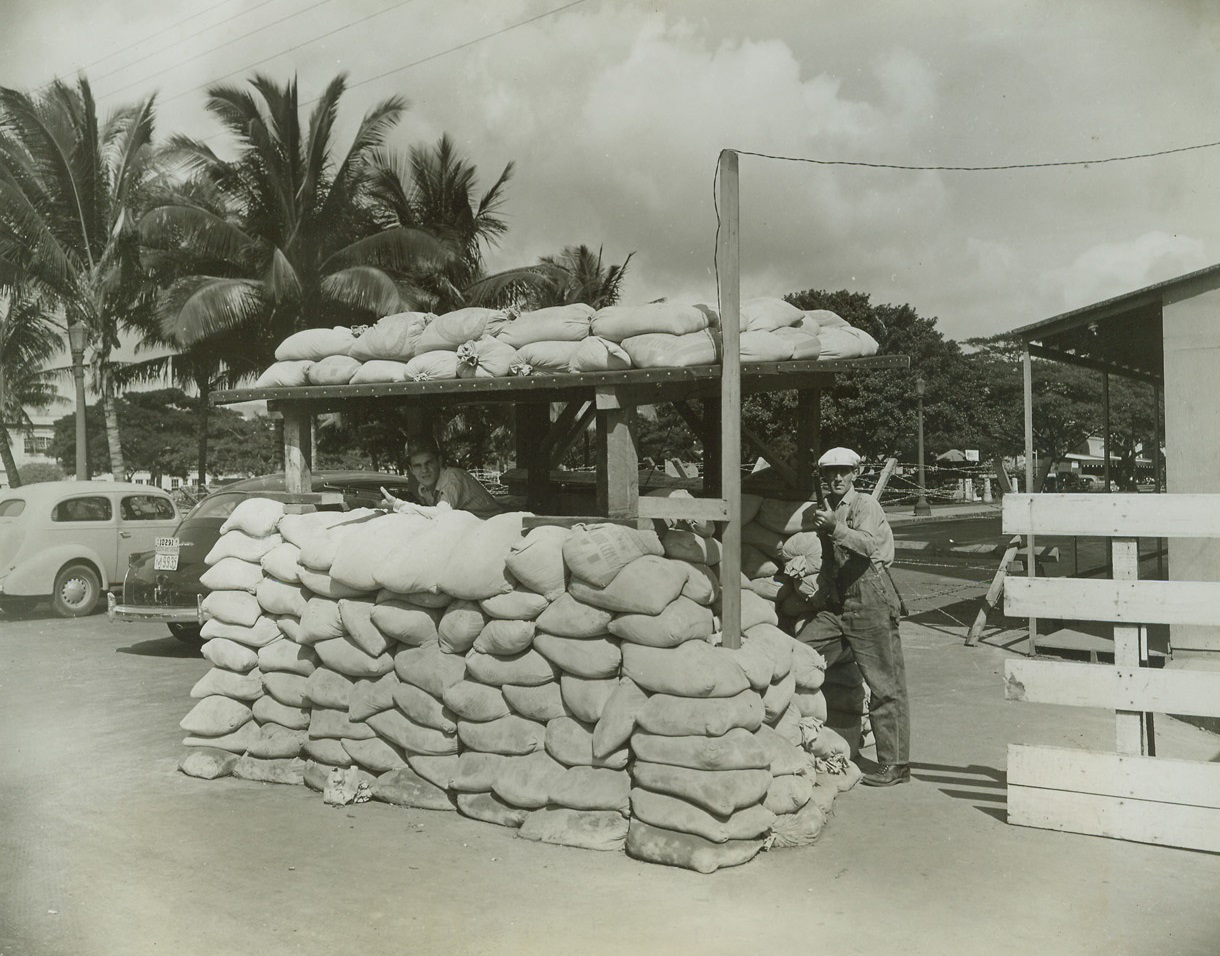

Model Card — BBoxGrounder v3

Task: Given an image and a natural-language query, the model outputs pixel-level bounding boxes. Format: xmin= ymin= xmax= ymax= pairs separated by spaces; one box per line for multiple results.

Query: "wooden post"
xmin=796 ymin=388 xmax=819 ymax=496
xmin=1153 ymin=381 xmax=1164 ymax=581
xmin=701 ymin=398 xmax=721 ymax=497
xmin=595 ymin=386 xmax=639 ymax=522
xmin=871 ymin=457 xmax=898 ymax=501
xmin=1102 ymin=371 xmax=1112 ymax=493
xmin=515 ymin=402 xmax=551 ymax=512
xmin=1112 ymin=537 xmax=1149 ymax=755
xmin=283 ymin=404 xmax=312 ymax=495
xmin=966 ymin=535 xmax=1022 ymax=646
xmin=718 ymin=149 xmax=743 ymax=649
xmin=1023 ymin=345 xmax=1037 ymax=656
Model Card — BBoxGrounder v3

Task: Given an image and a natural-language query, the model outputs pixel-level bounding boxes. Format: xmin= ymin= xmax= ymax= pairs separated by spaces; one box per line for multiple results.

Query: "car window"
xmin=186 ymin=493 xmax=247 ymax=521
xmin=52 ymin=495 xmax=113 ymax=522
xmin=121 ymin=494 xmax=176 ymax=520
xmin=0 ymin=497 xmax=25 ymax=517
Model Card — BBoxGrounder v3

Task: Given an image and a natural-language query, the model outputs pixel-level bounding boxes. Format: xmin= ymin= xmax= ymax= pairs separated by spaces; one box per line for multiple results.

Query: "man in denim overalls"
xmin=801 ymin=446 xmax=910 ymax=787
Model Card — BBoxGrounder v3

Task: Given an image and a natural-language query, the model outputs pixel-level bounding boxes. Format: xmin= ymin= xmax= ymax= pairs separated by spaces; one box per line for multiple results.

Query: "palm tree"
xmin=0 ymin=76 xmax=159 ymax=479
xmin=141 ymin=73 xmax=449 ymax=367
xmin=367 ymin=133 xmax=514 ymax=312
xmin=464 ymin=243 xmax=633 ymax=310
xmin=0 ymin=290 xmax=62 ymax=487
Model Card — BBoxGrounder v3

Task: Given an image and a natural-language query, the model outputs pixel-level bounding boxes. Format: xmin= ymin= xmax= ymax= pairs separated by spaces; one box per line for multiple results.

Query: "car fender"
xmin=3 ymin=545 xmax=109 ymax=597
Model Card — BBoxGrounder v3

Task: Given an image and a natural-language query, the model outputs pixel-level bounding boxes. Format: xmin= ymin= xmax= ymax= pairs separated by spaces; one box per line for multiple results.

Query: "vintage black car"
xmin=108 ymin=471 xmax=415 ymax=643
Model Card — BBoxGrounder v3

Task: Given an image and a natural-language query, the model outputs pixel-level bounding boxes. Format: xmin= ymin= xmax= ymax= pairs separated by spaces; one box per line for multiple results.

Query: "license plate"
xmin=154 ymin=537 xmax=180 ymax=571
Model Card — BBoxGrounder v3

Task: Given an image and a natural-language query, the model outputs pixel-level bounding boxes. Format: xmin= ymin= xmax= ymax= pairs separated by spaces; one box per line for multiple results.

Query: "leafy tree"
xmin=465 ymin=243 xmax=634 ymax=310
xmin=0 ymin=290 xmax=62 ymax=487
xmin=140 ymin=73 xmax=448 ymax=370
xmin=17 ymin=461 xmax=63 ymax=484
xmin=0 ymin=77 xmax=159 ymax=478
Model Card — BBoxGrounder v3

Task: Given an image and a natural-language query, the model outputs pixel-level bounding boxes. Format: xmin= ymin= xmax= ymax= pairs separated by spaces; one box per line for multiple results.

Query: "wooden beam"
xmin=282 ymin=405 xmax=312 ymax=494
xmin=1111 ymin=538 xmax=1146 ymax=755
xmin=1027 ymin=343 xmax=1161 ymax=385
xmin=718 ymin=149 xmax=743 ymax=649
xmin=795 ymin=388 xmax=819 ymax=492
xmin=1003 ymin=492 xmax=1220 ymax=538
xmin=637 ymin=496 xmax=730 ymax=522
xmin=1007 ymin=744 xmax=1220 ymax=852
xmin=741 ymin=423 xmax=801 ymax=490
xmin=870 ymin=457 xmax=898 ymax=500
xmin=1005 ymin=576 xmax=1220 ymax=627
xmin=595 ymin=387 xmax=639 ymax=522
xmin=1004 ymin=659 xmax=1220 ymax=718
xmin=546 ymin=401 xmax=596 ymax=468
xmin=1023 ymin=344 xmax=1037 ymax=656
xmin=965 ymin=535 xmax=1022 ymax=646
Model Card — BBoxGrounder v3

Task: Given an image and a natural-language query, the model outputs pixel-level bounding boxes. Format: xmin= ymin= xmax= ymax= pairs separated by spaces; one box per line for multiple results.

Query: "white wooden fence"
xmin=1002 ymin=493 xmax=1220 ymax=852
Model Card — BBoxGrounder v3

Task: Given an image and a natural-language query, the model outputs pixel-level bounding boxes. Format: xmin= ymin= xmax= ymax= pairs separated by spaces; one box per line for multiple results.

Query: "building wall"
xmin=1 ymin=410 xmax=60 ymax=489
xmin=1162 ymin=289 xmax=1220 ymax=652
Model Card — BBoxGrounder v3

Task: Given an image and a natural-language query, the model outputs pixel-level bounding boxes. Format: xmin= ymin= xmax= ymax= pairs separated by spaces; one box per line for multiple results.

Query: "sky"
xmin=4 ymin=0 xmax=1220 ymax=345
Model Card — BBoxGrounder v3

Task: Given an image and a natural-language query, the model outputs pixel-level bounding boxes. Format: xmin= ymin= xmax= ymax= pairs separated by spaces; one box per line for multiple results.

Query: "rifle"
xmin=811 ymin=465 xmax=827 ymax=510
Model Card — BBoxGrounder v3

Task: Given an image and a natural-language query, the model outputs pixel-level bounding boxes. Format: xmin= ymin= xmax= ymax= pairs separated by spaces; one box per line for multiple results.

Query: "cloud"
xmin=1041 ymin=231 xmax=1209 ymax=310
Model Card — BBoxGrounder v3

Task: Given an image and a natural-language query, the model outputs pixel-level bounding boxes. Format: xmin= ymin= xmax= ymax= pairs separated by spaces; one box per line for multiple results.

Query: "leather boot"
xmin=861 ymin=764 xmax=910 ymax=787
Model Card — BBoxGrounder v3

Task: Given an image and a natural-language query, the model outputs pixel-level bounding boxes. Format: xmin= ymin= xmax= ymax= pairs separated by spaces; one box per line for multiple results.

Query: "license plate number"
xmin=154 ymin=552 xmax=179 ymax=571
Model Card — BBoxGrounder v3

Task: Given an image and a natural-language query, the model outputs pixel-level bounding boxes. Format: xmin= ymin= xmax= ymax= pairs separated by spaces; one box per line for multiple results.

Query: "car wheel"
xmin=52 ymin=563 xmax=102 ymax=618
xmin=168 ymin=623 xmax=204 ymax=645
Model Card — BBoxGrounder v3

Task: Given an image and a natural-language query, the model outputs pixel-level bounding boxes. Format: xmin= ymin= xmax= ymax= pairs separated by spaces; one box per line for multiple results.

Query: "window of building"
xmin=170 ymin=477 xmax=181 ymax=490
xmin=23 ymin=435 xmax=52 ymax=455
xmin=52 ymin=496 xmax=113 ymax=522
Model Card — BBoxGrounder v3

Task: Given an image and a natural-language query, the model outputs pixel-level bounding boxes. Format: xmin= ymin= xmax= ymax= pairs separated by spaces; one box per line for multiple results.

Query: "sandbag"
xmin=547 ymin=766 xmax=630 ymax=812
xmin=297 ymin=568 xmax=366 ymax=600
xmin=392 ymin=682 xmax=457 ymax=733
xmin=505 ymin=526 xmax=571 ymax=601
xmin=631 ymin=762 xmax=771 ymax=817
xmin=180 ymin=696 xmax=253 ymax=736
xmin=568 ymin=335 xmax=631 ymax=372
xmin=793 ymin=689 xmax=828 ymax=721
xmin=518 ymin=808 xmax=628 ymax=851
xmin=312 ymin=636 xmax=394 ymax=679
xmin=415 ymin=307 xmax=507 ymax=354
xmin=473 ymin=619 xmax=536 ymax=656
xmin=608 ymin=597 xmax=715 ymax=648
xmin=199 ymin=616 xmax=281 ymax=648
xmin=342 ymin=736 xmax=409 ymax=773
xmin=347 ymin=672 xmax=399 ymax=721
xmin=591 ymin=302 xmax=715 ymax=343
xmin=375 ymin=509 xmax=482 ymax=594
xmin=275 ymin=326 xmax=355 ymax=361
xmin=407 ymin=754 xmax=461 ymax=791
xmin=741 ymin=521 xmax=785 ymax=557
xmin=791 ymin=641 xmax=828 ymax=691
xmin=741 ymin=296 xmax=803 ymax=332
xmin=636 ymin=690 xmax=764 ymax=737
xmin=339 ymin=599 xmax=391 ymax=657
xmin=260 ymin=671 xmax=309 ymax=708
xmin=435 ymin=599 xmax=486 ymax=654
xmin=232 ymin=755 xmax=305 ymax=786
xmin=535 ymin=593 xmax=612 ymax=638
xmin=740 ymin=589 xmax=779 ymax=630
xmin=347 ymin=311 xmax=430 ymax=361
xmin=367 ymin=708 xmax=457 ymax=755
xmin=773 ymin=703 xmax=804 ymax=747
xmin=201 ymin=556 xmax=263 ymax=592
xmin=630 ymin=729 xmax=771 ymax=772
xmin=660 ymin=528 xmax=720 ymax=565
xmin=349 ymin=359 xmax=410 ymax=384
xmin=182 ymin=721 xmax=260 ymax=754
xmin=458 ymin=715 xmax=546 ymax=755
xmin=394 ymin=644 xmax=466 ymax=698
xmin=254 ymin=360 xmax=312 ymax=387
xmin=303 ymin=760 xmax=373 ymax=793
xmin=245 ymin=723 xmax=308 ymax=760
xmin=739 ymin=329 xmax=795 ymax=362
xmin=372 ymin=767 xmax=455 ymax=811
xmin=372 ymin=601 xmax=443 ymax=647
xmin=763 ymin=670 xmax=797 ymax=723
xmin=625 ymin=819 xmax=765 ymax=874
xmin=592 ymin=677 xmax=647 ymax=759
xmin=219 ymin=498 xmax=286 ymax=538
xmin=305 ymin=666 xmax=355 ymax=710
xmin=532 ymin=634 xmax=621 ymax=680
xmin=450 ymin=752 xmax=508 ymax=792
xmin=260 ymin=541 xmax=302 ymax=584
xmin=562 ymin=524 xmax=664 ymax=588
xmin=179 ymin=747 xmax=239 ymax=780
xmin=630 ymin=789 xmax=775 ymax=844
xmin=678 ymin=562 xmax=719 ymax=606
xmin=569 ymin=556 xmax=688 ymax=615
xmin=455 ymin=791 xmax=529 ymax=828
xmin=379 ymin=588 xmax=452 ymax=609
xmin=512 ymin=340 xmax=579 ymax=374
xmin=496 ymin=303 xmax=593 ymax=347
xmin=767 ymin=799 xmax=827 ymax=848
xmin=756 ymin=498 xmax=819 ymax=536
xmin=559 ymin=674 xmax=617 ymax=724
xmin=305 ymin=354 xmax=360 ymax=385
xmin=309 ymin=706 xmax=376 ymax=741
xmin=276 ymin=510 xmax=352 ymax=548
xmin=206 ymin=530 xmax=282 ymax=565
xmin=772 ymin=325 xmax=822 ymax=360
xmin=479 ymin=589 xmax=549 ymax=621
xmin=202 ymin=638 xmax=259 ymax=673
xmin=744 ymin=576 xmax=782 ymax=601
xmin=256 ymin=578 xmax=309 ymax=618
xmin=741 ymin=543 xmax=780 ymax=580
xmin=299 ymin=597 xmax=345 ymax=645
xmin=818 ymin=325 xmax=878 ymax=359
xmin=764 ymin=773 xmax=814 ymax=815
xmin=820 ymin=760 xmax=864 ymax=793
xmin=253 ymin=695 xmax=310 ymax=731
xmin=201 ymin=591 xmax=263 ymax=628
xmin=330 ymin=513 xmax=431 ymax=591
xmin=304 ymin=737 xmax=354 ymax=767
xmin=490 ymin=751 xmax=568 ymax=809
xmin=404 ymin=349 xmax=459 ymax=380
xmin=724 ymin=641 xmax=774 ymax=692
xmin=743 ymin=624 xmax=794 ymax=680
xmin=443 ymin=680 xmax=510 ymax=722
xmin=454 ymin=336 xmax=519 ymax=378
xmin=502 ymin=682 xmax=567 ymax=722
xmin=802 ymin=309 xmax=850 ymax=330
xmin=621 ymin=330 xmax=719 ymax=369
xmin=465 ymin=648 xmax=558 ymax=687
xmin=754 ymin=724 xmax=812 ymax=776
xmin=546 ymin=716 xmax=626 ymax=769
xmin=620 ymin=641 xmax=749 ymax=698
xmin=190 ymin=666 xmax=263 ymax=701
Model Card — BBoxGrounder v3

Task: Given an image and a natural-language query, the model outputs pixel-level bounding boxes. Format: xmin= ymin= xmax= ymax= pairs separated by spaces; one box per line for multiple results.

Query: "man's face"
xmin=824 ymin=465 xmax=857 ymax=499
xmin=408 ymin=451 xmax=440 ymax=489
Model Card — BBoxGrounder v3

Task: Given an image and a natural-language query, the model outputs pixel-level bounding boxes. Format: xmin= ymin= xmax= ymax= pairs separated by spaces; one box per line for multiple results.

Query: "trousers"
xmin=797 ymin=565 xmax=910 ymax=766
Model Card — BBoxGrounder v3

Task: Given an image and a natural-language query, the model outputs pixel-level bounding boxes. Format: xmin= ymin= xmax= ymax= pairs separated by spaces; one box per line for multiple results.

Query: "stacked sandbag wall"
xmin=177 ymin=502 xmax=863 ymax=872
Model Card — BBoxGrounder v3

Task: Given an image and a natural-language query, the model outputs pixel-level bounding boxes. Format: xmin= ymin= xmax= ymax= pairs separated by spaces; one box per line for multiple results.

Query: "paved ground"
xmin=2 ymin=605 xmax=1218 ymax=956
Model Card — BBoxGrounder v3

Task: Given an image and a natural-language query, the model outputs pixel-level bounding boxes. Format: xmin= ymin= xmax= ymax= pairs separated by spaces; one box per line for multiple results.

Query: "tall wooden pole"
xmin=718 ymin=150 xmax=743 ymax=649
xmin=1023 ymin=344 xmax=1037 ymax=656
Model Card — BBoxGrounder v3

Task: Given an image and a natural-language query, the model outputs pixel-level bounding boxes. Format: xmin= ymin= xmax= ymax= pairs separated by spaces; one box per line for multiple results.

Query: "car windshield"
xmin=186 ymin=493 xmax=248 ymax=522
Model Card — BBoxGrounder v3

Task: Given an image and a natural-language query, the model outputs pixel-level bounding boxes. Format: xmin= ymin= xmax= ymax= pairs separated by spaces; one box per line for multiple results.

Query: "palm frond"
xmin=322 ymin=225 xmax=450 ymax=275
xmin=321 ymin=266 xmax=404 ymax=316
xmin=159 ymin=275 xmax=265 ymax=346
xmin=138 ymin=204 xmax=252 ymax=264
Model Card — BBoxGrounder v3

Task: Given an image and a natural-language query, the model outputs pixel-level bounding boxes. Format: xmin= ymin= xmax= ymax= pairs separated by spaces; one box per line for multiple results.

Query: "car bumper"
xmin=107 ymin=591 xmax=202 ymax=625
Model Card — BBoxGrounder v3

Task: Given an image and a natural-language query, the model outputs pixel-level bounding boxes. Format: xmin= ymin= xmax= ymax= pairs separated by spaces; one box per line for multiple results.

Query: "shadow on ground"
xmin=911 ymin=761 xmax=1008 ymax=822
xmin=117 ymin=636 xmax=202 ymax=658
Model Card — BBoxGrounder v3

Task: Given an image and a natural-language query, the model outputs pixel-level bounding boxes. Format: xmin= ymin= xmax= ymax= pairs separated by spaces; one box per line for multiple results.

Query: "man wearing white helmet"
xmin=805 ymin=446 xmax=910 ymax=787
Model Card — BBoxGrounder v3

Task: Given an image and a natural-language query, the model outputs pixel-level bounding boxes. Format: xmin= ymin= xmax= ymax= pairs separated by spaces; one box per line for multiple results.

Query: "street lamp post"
xmin=68 ymin=319 xmax=88 ymax=481
xmin=914 ymin=375 xmax=931 ymax=516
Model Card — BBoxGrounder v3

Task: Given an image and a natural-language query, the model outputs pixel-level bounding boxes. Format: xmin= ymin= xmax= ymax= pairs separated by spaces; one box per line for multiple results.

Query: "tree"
xmin=0 ymin=290 xmax=62 ymax=487
xmin=140 ymin=73 xmax=449 ymax=372
xmin=464 ymin=243 xmax=633 ymax=310
xmin=0 ymin=77 xmax=159 ymax=479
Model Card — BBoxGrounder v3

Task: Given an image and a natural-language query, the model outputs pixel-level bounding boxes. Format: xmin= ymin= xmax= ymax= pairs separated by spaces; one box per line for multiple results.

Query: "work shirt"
xmin=414 ymin=466 xmax=502 ymax=518
xmin=827 ymin=488 xmax=895 ymax=574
